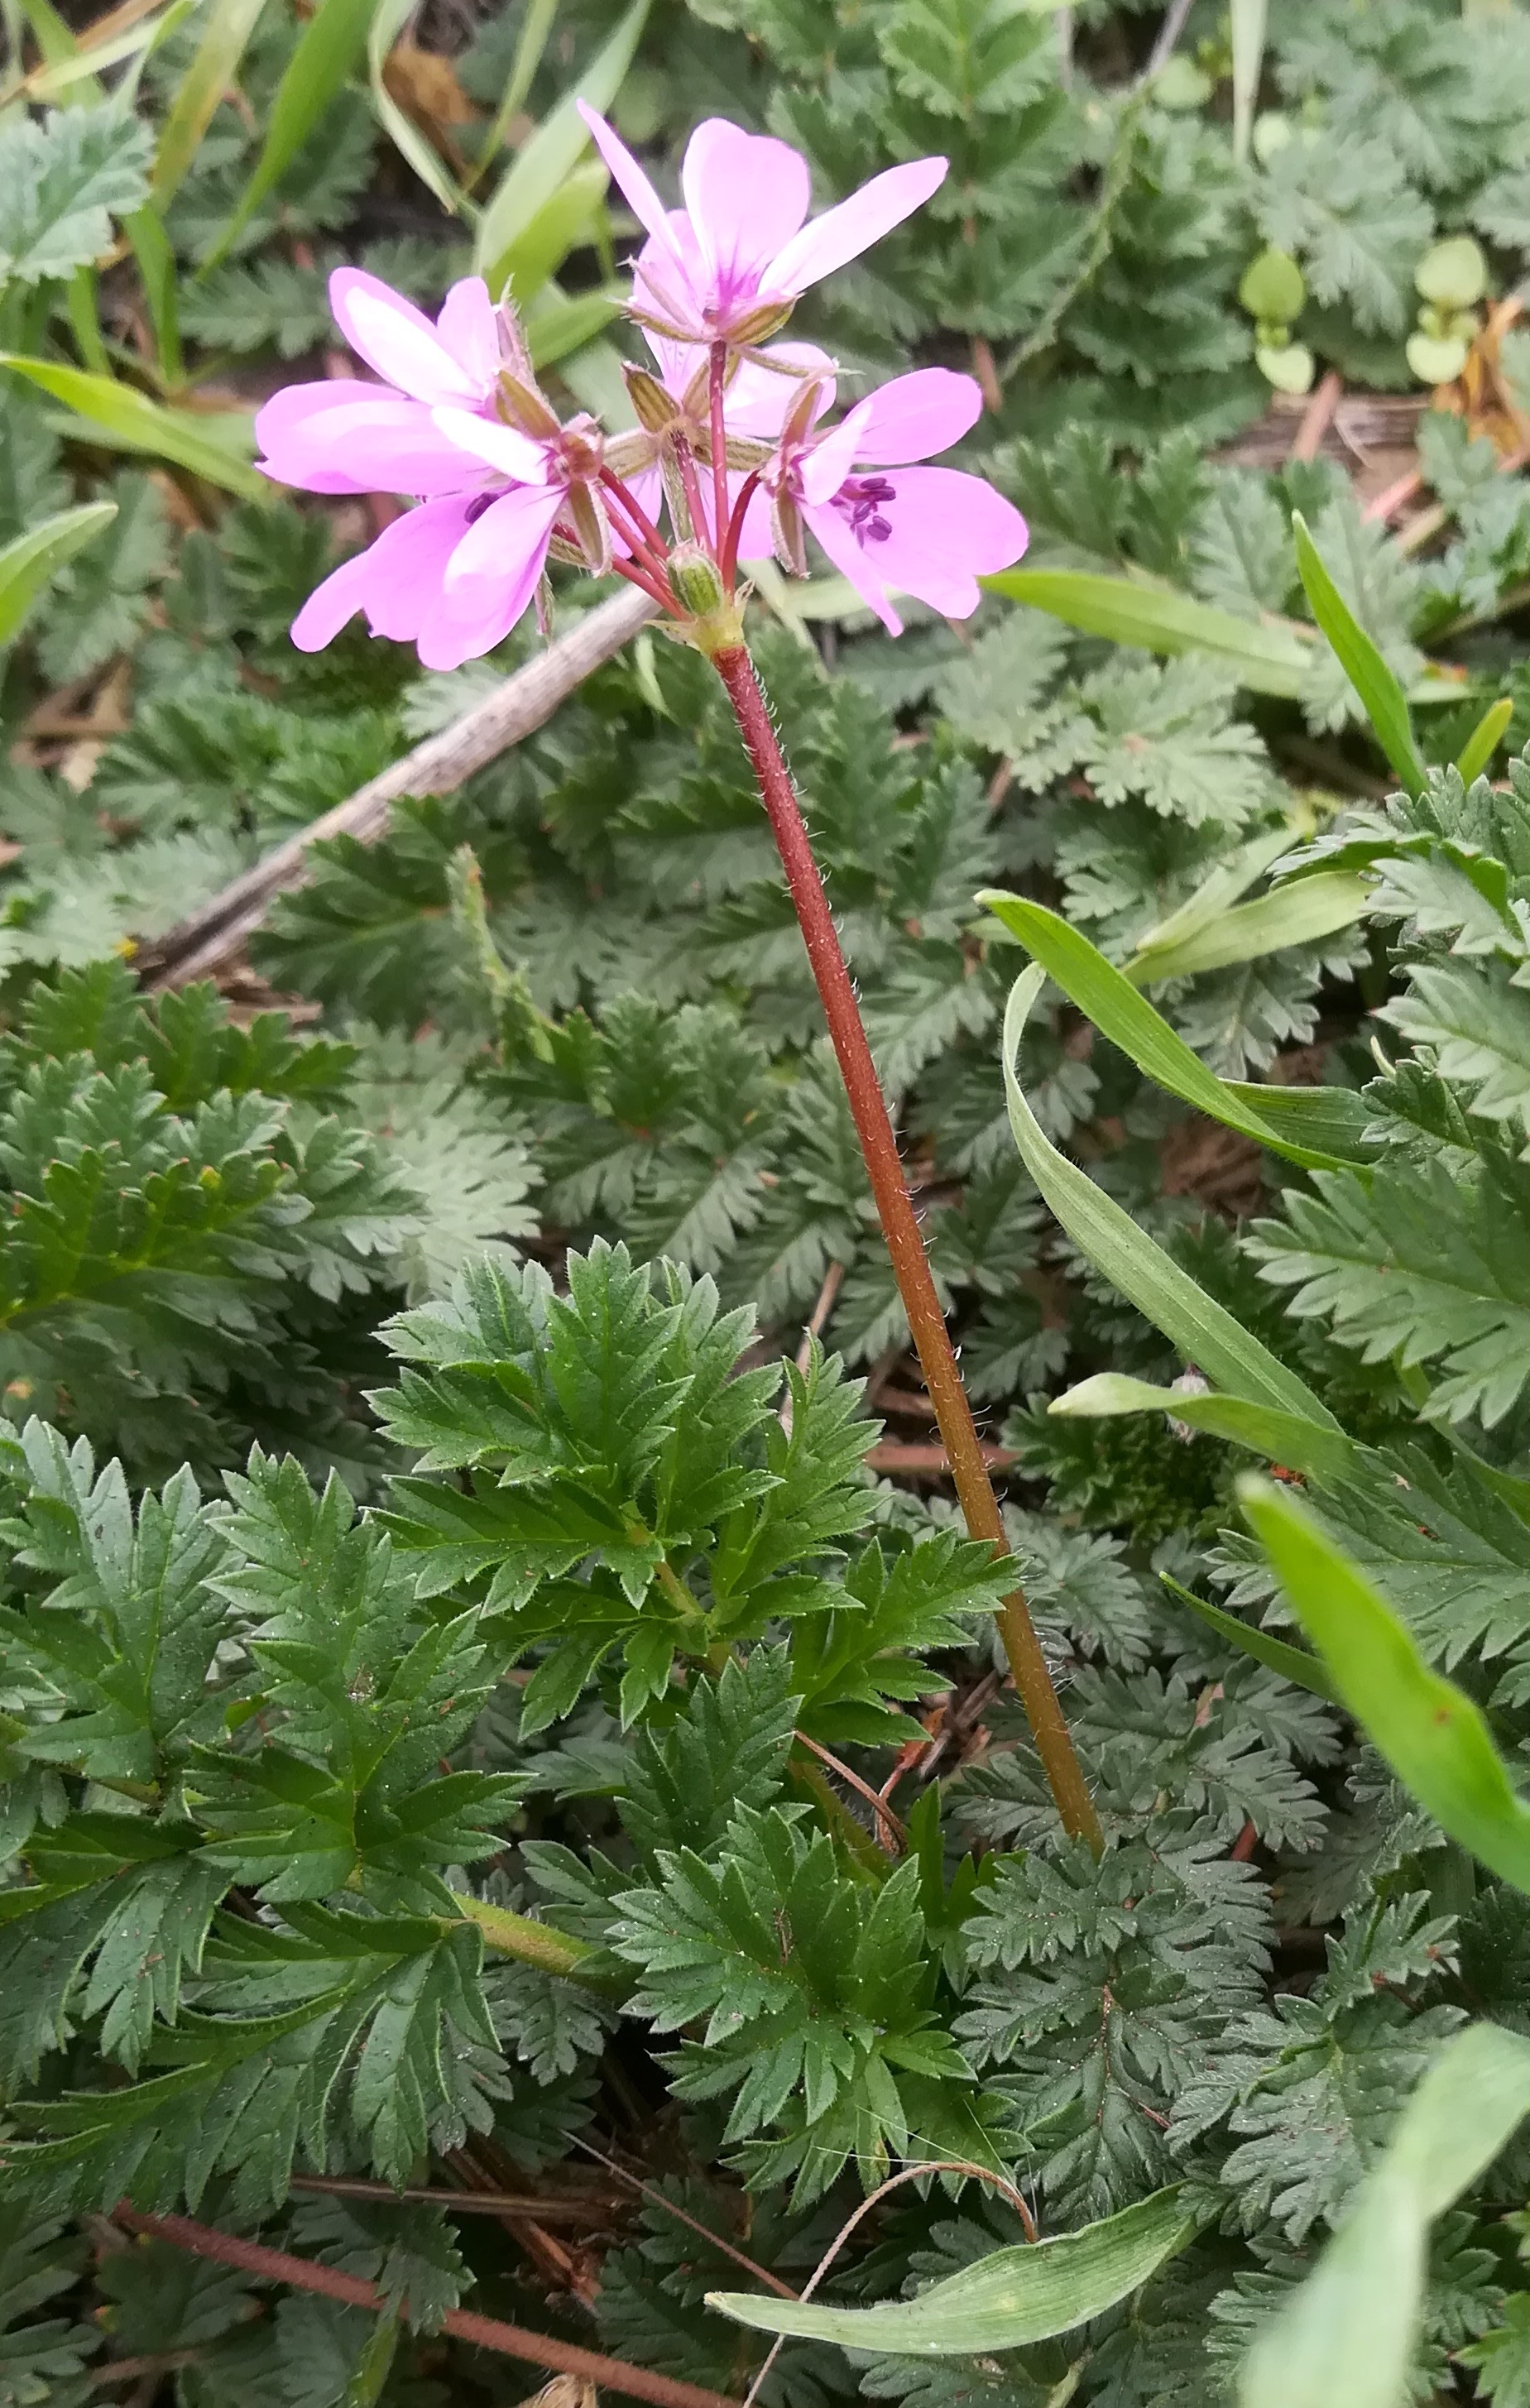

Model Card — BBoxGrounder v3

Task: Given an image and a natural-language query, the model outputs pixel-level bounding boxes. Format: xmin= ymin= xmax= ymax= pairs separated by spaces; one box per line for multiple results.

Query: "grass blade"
xmin=206 ymin=0 xmax=377 ymax=268
xmin=1240 ymin=2024 xmax=1530 ymax=2408
xmin=1240 ymin=1475 xmax=1530 ymax=1892
xmin=473 ymin=0 xmax=558 ymax=182
xmin=152 ymin=0 xmax=269 ymax=205
xmin=367 ymin=0 xmax=472 ymax=220
xmin=1123 ymin=869 xmax=1369 ymax=983
xmin=473 ymin=0 xmax=648 ymax=295
xmin=1455 ymin=693 xmax=1513 ymax=785
xmin=1291 ymin=511 xmax=1427 ymax=796
xmin=1053 ymin=1373 xmax=1361 ymax=1482
xmin=984 ymin=567 xmax=1312 ymax=697
xmin=1230 ymin=0 xmax=1267 ymax=165
xmin=1159 ymin=1572 xmax=1342 ymax=1705
xmin=709 ymin=2189 xmax=1197 ymax=2353
xmin=981 ymin=890 xmax=1360 ymax=1169
xmin=1001 ymin=964 xmax=1339 ymax=1425
xmin=0 ymin=498 xmax=116 ymax=643
xmin=0 ymin=356 xmax=263 ymax=496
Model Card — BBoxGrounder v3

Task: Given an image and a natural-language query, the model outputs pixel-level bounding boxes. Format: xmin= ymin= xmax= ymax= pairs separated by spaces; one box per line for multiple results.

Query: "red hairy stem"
xmin=113 ymin=2211 xmax=743 ymax=2408
xmin=710 ymin=643 xmax=1101 ymax=1851
xmin=708 ymin=341 xmax=731 ymax=583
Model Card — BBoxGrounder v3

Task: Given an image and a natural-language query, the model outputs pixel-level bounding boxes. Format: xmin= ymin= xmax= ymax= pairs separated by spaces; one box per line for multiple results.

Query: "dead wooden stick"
xmin=136 ymin=583 xmax=658 ymax=992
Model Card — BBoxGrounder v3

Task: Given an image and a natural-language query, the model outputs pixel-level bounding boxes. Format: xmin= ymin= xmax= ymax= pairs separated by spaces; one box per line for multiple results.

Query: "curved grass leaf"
xmin=709 ymin=2188 xmax=1197 ymax=2353
xmin=367 ymin=0 xmax=472 ymax=220
xmin=1241 ymin=2023 xmax=1530 ymax=2408
xmin=1123 ymin=870 xmax=1369 ymax=983
xmin=475 ymin=0 xmax=558 ymax=177
xmin=1291 ymin=511 xmax=1427 ymax=797
xmin=1216 ymin=1078 xmax=1374 ymax=1161
xmin=1122 ymin=818 xmax=1310 ymax=976
xmin=1240 ymin=1475 xmax=1530 ymax=1892
xmin=0 ymin=356 xmax=264 ymax=496
xmin=126 ymin=204 xmax=181 ymax=386
xmin=206 ymin=0 xmax=377 ymax=268
xmin=1159 ymin=1571 xmax=1341 ymax=1705
xmin=981 ymin=891 xmax=1361 ymax=1170
xmin=983 ymin=567 xmax=1312 ymax=697
xmin=0 ymin=498 xmax=116 ymax=645
xmin=151 ymin=0 xmax=270 ymax=205
xmin=525 ymin=283 xmax=623 ymax=368
xmin=1456 ymin=693 xmax=1513 ymax=785
xmin=1001 ymin=964 xmax=1339 ymax=1426
xmin=473 ymin=0 xmax=648 ymax=295
xmin=1052 ymin=1373 xmax=1361 ymax=1481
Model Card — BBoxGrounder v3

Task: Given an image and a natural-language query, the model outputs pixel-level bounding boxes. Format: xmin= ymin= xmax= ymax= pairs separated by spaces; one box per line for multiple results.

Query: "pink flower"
xmin=260 ymin=266 xmax=664 ymax=668
xmin=255 ymin=268 xmax=504 ymax=497
xmin=756 ymin=367 xmax=1029 ymax=632
xmin=578 ymin=104 xmax=947 ymax=349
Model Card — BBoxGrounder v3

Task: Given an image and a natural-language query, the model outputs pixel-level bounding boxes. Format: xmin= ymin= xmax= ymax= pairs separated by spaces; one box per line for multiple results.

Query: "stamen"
xmin=832 ymin=475 xmax=898 ymax=546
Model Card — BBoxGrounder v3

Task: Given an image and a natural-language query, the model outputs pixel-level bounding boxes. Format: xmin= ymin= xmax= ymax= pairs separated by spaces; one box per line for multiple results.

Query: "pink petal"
xmin=416 ymin=578 xmax=533 ymax=670
xmin=799 ymin=398 xmax=875 ymax=506
xmin=681 ymin=118 xmax=810 ymax=299
xmin=436 ymin=277 xmax=501 ymax=390
xmin=289 ymin=499 xmax=474 ymax=650
xmin=431 ymin=405 xmax=549 ymax=485
xmin=854 ymin=367 xmax=982 ymax=466
xmin=799 ymin=494 xmax=901 ymax=634
xmin=723 ymin=342 xmax=836 ymax=437
xmin=443 ymin=483 xmax=564 ymax=595
xmin=256 ymin=382 xmax=480 ymax=496
xmin=765 ymin=156 xmax=948 ymax=298
xmin=732 ymin=484 xmax=776 ymax=564
xmin=329 ymin=266 xmax=487 ymax=406
xmin=815 ymin=464 xmax=1027 ymax=623
xmin=290 ymin=552 xmax=379 ymax=651
xmin=421 ymin=491 xmax=563 ymax=667
xmin=578 ymin=103 xmax=693 ymax=296
xmin=633 ymin=216 xmax=709 ymax=346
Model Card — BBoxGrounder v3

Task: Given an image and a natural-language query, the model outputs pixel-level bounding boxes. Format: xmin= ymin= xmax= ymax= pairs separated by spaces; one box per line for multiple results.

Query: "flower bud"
xmin=566 ymin=483 xmax=612 ymax=576
xmin=668 ymin=543 xmax=727 ymax=618
xmin=496 ymin=368 xmax=560 ymax=439
xmin=728 ymin=300 xmax=795 ymax=348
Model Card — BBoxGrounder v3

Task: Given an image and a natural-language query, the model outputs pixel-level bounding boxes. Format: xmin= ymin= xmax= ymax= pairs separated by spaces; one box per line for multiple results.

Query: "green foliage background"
xmin=10 ymin=2 xmax=1530 ymax=2404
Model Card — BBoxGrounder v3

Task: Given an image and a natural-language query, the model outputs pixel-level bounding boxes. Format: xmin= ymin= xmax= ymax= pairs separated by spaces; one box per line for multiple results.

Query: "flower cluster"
xmin=257 ymin=111 xmax=1029 ymax=664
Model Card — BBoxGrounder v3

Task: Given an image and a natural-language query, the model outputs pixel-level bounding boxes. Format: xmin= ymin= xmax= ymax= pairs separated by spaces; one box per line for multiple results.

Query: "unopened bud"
xmin=566 ymin=482 xmax=612 ymax=576
xmin=623 ymin=364 xmax=683 ymax=434
xmin=668 ymin=543 xmax=727 ymax=618
xmin=771 ymin=490 xmax=807 ymax=579
xmin=496 ymin=368 xmax=560 ymax=439
xmin=727 ymin=300 xmax=794 ymax=348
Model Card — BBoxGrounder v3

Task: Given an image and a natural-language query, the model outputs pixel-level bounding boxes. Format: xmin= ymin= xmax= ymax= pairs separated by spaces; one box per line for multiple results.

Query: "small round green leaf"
xmin=1153 ymin=54 xmax=1212 ymax=109
xmin=1407 ymin=329 xmax=1470 ymax=387
xmin=1257 ymin=339 xmax=1316 ymax=395
xmin=1240 ymin=246 xmax=1307 ymax=324
xmin=1414 ymin=235 xmax=1488 ymax=310
xmin=1253 ymin=110 xmax=1293 ymax=164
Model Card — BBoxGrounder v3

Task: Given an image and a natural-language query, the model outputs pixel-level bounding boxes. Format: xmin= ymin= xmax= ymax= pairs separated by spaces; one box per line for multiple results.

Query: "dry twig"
xmin=135 ymin=584 xmax=657 ymax=991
